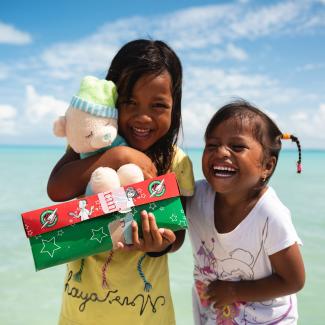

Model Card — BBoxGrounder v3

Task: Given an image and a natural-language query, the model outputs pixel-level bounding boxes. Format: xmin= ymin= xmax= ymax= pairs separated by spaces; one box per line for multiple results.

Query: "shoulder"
xmin=194 ymin=179 xmax=211 ymax=195
xmin=170 ymin=146 xmax=195 ymax=196
xmin=255 ymin=187 xmax=294 ymax=232
xmin=187 ymin=179 xmax=213 ymax=212
xmin=258 ymin=187 xmax=302 ymax=254
xmin=258 ymin=187 xmax=291 ymax=220
xmin=186 ymin=179 xmax=215 ymax=231
xmin=171 ymin=146 xmax=190 ymax=165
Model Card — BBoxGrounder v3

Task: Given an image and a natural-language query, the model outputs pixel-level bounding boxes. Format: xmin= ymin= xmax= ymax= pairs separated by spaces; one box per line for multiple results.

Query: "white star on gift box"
xmin=149 ymin=202 xmax=157 ymax=210
xmin=90 ymin=227 xmax=108 ymax=243
xmin=40 ymin=237 xmax=61 ymax=257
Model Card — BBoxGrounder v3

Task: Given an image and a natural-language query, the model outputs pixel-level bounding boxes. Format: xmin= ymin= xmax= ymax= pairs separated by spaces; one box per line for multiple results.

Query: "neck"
xmin=214 ymin=187 xmax=267 ymax=233
xmin=220 ymin=189 xmax=262 ymax=207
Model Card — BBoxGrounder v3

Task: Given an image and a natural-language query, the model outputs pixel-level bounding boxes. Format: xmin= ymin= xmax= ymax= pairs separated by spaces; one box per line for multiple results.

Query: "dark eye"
xmin=120 ymin=99 xmax=136 ymax=108
xmin=205 ymin=143 xmax=218 ymax=151
xmin=85 ymin=131 xmax=93 ymax=139
xmin=152 ymin=102 xmax=170 ymax=109
xmin=126 ymin=99 xmax=136 ymax=105
xmin=231 ymin=144 xmax=246 ymax=152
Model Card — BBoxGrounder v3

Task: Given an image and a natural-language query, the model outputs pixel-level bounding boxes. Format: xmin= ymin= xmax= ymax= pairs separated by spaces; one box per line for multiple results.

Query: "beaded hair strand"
xmin=281 ymin=133 xmax=302 ymax=173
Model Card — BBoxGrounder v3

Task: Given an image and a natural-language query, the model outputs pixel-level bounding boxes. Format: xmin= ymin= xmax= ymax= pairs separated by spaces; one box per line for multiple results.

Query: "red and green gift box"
xmin=21 ymin=173 xmax=187 ymax=271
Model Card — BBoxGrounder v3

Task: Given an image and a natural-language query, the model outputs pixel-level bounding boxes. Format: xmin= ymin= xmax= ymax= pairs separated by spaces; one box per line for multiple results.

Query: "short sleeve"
xmin=170 ymin=147 xmax=195 ymax=196
xmin=264 ymin=208 xmax=302 ymax=256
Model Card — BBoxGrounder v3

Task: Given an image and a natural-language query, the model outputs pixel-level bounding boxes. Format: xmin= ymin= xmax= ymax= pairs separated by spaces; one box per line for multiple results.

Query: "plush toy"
xmin=53 ymin=75 xmax=144 ymax=195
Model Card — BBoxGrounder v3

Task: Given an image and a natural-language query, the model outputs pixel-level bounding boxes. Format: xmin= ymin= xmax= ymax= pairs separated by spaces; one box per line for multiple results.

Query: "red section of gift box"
xmin=21 ymin=173 xmax=180 ymax=238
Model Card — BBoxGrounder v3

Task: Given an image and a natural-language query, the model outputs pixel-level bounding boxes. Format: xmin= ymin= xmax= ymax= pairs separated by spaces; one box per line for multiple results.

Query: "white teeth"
xmin=133 ymin=127 xmax=150 ymax=134
xmin=213 ymin=166 xmax=236 ymax=172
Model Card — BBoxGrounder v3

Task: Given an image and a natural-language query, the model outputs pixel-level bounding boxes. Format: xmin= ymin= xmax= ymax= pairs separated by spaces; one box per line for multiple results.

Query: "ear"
xmin=53 ymin=116 xmax=67 ymax=137
xmin=263 ymin=156 xmax=277 ymax=179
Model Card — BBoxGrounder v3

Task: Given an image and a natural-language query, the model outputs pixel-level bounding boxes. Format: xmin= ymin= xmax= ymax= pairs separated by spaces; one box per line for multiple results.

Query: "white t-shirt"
xmin=186 ymin=179 xmax=302 ymax=325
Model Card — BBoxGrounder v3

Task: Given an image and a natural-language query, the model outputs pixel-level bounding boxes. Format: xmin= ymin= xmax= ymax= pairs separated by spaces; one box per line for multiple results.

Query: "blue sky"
xmin=1 ymin=0 xmax=325 ymax=148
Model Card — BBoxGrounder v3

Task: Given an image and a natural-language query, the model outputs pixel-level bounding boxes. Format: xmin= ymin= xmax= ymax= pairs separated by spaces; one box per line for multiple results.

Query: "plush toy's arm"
xmin=47 ymin=146 xmax=157 ymax=201
xmin=53 ymin=116 xmax=67 ymax=137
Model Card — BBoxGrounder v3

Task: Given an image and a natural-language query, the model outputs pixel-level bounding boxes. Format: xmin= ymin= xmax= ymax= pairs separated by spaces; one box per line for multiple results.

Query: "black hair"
xmin=205 ymin=99 xmax=302 ymax=185
xmin=106 ymin=39 xmax=182 ymax=175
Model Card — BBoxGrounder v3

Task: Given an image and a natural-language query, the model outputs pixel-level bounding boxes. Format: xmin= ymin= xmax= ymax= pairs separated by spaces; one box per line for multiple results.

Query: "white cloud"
xmin=181 ymin=65 xmax=312 ymax=147
xmin=1 ymin=0 xmax=324 ymax=148
xmin=156 ymin=4 xmax=234 ymax=50
xmin=230 ymin=1 xmax=304 ymax=38
xmin=226 ymin=43 xmax=248 ymax=61
xmin=41 ymin=42 xmax=118 ymax=79
xmin=0 ymin=105 xmax=16 ymax=119
xmin=0 ymin=64 xmax=10 ymax=80
xmin=300 ymin=8 xmax=325 ymax=29
xmin=39 ymin=16 xmax=149 ymax=79
xmin=187 ymin=43 xmax=248 ymax=63
xmin=184 ymin=66 xmax=277 ymax=98
xmin=290 ymin=104 xmax=325 ymax=142
xmin=0 ymin=21 xmax=32 ymax=45
xmin=264 ymin=109 xmax=278 ymax=122
xmin=16 ymin=1 xmax=322 ymax=81
xmin=0 ymin=105 xmax=17 ymax=135
xmin=182 ymin=102 xmax=216 ymax=147
xmin=25 ymin=86 xmax=68 ymax=123
xmin=159 ymin=0 xmax=314 ymax=48
xmin=296 ymin=63 xmax=325 ymax=72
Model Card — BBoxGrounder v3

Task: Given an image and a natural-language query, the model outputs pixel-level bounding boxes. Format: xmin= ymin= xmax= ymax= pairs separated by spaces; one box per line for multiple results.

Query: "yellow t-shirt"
xmin=59 ymin=147 xmax=194 ymax=325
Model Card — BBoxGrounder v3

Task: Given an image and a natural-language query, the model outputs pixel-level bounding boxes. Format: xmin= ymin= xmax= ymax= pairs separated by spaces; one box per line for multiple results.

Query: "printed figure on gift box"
xmin=107 ymin=186 xmax=141 ymax=247
xmin=68 ymin=199 xmax=94 ymax=222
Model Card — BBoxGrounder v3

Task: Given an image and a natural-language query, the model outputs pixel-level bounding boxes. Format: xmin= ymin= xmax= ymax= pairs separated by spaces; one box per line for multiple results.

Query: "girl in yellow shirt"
xmin=48 ymin=39 xmax=194 ymax=325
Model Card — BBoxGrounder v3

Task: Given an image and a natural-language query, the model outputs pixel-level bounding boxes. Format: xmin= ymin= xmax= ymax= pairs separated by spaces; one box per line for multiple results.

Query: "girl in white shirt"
xmin=187 ymin=100 xmax=305 ymax=324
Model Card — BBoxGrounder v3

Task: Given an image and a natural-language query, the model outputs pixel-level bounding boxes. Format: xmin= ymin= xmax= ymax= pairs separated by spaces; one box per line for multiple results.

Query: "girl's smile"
xmin=212 ymin=163 xmax=238 ymax=178
xmin=118 ymin=71 xmax=173 ymax=152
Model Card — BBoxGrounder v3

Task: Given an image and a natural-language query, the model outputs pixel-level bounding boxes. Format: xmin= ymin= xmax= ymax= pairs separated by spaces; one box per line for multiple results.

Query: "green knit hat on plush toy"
xmin=71 ymin=76 xmax=118 ymax=119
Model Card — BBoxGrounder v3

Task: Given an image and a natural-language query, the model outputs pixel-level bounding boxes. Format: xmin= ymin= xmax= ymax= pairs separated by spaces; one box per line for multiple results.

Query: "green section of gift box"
xmin=29 ymin=197 xmax=186 ymax=271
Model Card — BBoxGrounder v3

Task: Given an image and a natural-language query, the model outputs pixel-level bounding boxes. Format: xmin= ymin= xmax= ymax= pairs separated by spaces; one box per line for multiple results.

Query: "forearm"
xmin=48 ymin=149 xmax=121 ymax=201
xmin=232 ymin=273 xmax=304 ymax=302
xmin=47 ymin=146 xmax=156 ymax=201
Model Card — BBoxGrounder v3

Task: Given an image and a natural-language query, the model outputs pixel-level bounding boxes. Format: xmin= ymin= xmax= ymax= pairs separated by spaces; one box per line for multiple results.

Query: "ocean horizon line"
xmin=1 ymin=143 xmax=325 ymax=153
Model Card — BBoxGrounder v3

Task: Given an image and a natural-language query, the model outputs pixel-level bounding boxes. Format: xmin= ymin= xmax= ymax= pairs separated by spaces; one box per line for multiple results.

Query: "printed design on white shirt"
xmin=195 ymin=219 xmax=268 ymax=281
xmin=194 ymin=218 xmax=293 ymax=324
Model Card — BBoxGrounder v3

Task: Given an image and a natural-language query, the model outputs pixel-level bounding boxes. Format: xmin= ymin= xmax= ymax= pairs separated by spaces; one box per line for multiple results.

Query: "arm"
xmin=207 ymin=243 xmax=305 ymax=308
xmin=47 ymin=146 xmax=157 ymax=201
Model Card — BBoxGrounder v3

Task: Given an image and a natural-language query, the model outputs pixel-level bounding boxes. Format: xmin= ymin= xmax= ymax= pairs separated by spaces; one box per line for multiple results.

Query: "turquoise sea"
xmin=1 ymin=146 xmax=324 ymax=324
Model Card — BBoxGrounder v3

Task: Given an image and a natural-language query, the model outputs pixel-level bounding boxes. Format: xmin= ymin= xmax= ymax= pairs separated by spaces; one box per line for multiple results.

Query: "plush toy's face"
xmin=54 ymin=107 xmax=118 ymax=153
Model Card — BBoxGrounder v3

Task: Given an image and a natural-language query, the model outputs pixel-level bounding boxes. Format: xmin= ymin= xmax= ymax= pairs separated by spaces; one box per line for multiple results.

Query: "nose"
xmin=215 ymin=145 xmax=231 ymax=158
xmin=133 ymin=105 xmax=152 ymax=123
